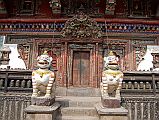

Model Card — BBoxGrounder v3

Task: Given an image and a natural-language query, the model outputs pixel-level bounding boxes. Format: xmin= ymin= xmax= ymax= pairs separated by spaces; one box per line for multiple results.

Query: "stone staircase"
xmin=55 ymin=87 xmax=101 ymax=120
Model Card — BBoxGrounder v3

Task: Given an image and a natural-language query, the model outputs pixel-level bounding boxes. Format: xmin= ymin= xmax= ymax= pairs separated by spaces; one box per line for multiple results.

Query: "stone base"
xmin=95 ymin=103 xmax=128 ymax=120
xmin=31 ymin=96 xmax=55 ymax=106
xmin=25 ymin=102 xmax=60 ymax=120
xmin=101 ymin=97 xmax=121 ymax=108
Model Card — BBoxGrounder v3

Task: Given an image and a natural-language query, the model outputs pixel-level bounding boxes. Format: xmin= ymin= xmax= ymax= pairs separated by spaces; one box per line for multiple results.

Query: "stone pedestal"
xmin=95 ymin=103 xmax=128 ymax=120
xmin=25 ymin=102 xmax=60 ymax=120
xmin=31 ymin=97 xmax=55 ymax=106
xmin=101 ymin=97 xmax=121 ymax=108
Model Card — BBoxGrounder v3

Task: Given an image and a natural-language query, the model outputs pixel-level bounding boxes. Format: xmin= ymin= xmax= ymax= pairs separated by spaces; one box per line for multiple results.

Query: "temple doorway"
xmin=72 ymin=51 xmax=90 ymax=87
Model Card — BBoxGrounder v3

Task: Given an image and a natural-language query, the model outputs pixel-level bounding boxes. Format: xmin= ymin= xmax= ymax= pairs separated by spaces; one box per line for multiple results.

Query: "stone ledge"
xmin=31 ymin=96 xmax=55 ymax=106
xmin=25 ymin=102 xmax=60 ymax=114
xmin=101 ymin=97 xmax=121 ymax=108
xmin=95 ymin=103 xmax=128 ymax=115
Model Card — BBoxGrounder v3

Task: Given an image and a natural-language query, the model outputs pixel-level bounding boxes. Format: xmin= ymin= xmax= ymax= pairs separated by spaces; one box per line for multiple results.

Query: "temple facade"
xmin=0 ymin=0 xmax=159 ymax=88
xmin=0 ymin=1 xmax=159 ymax=120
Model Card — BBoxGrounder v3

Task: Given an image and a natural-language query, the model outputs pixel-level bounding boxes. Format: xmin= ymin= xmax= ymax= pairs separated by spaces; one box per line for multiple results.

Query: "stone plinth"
xmin=25 ymin=102 xmax=60 ymax=120
xmin=101 ymin=97 xmax=120 ymax=108
xmin=95 ymin=103 xmax=128 ymax=120
xmin=31 ymin=97 xmax=55 ymax=106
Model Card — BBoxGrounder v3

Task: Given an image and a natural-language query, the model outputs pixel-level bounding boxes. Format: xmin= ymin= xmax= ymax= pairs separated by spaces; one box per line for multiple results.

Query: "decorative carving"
xmin=17 ymin=44 xmax=30 ymax=69
xmin=135 ymin=46 xmax=146 ymax=67
xmin=61 ymin=0 xmax=99 ymax=16
xmin=0 ymin=45 xmax=11 ymax=65
xmin=69 ymin=44 xmax=94 ymax=49
xmin=105 ymin=0 xmax=116 ymax=15
xmin=31 ymin=51 xmax=56 ymax=106
xmin=152 ymin=53 xmax=159 ymax=70
xmin=38 ymin=43 xmax=61 ymax=70
xmin=62 ymin=12 xmax=102 ymax=39
xmin=103 ymin=42 xmax=126 ymax=71
xmin=19 ymin=0 xmax=35 ymax=15
xmin=49 ymin=0 xmax=61 ymax=14
xmin=0 ymin=0 xmax=7 ymax=18
xmin=100 ymin=51 xmax=123 ymax=108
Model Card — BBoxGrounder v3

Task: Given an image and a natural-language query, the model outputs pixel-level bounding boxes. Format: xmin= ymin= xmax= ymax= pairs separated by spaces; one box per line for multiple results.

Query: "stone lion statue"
xmin=101 ymin=51 xmax=123 ymax=99
xmin=32 ymin=51 xmax=55 ymax=98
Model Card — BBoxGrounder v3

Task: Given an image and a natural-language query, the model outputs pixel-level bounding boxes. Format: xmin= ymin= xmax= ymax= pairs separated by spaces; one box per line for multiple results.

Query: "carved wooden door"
xmin=72 ymin=51 xmax=90 ymax=87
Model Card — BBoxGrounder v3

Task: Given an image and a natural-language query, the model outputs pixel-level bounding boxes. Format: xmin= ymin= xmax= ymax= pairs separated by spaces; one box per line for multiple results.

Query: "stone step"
xmin=60 ymin=107 xmax=98 ymax=117
xmin=56 ymin=116 xmax=99 ymax=120
xmin=56 ymin=87 xmax=101 ymax=97
xmin=56 ymin=96 xmax=101 ymax=107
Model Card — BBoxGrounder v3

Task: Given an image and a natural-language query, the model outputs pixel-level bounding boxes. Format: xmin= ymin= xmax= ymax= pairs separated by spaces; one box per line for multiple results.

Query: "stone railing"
xmin=0 ymin=68 xmax=32 ymax=93
xmin=122 ymin=71 xmax=159 ymax=96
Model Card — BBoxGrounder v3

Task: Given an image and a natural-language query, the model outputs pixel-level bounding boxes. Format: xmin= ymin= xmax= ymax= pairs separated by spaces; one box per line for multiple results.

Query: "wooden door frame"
xmin=67 ymin=44 xmax=95 ymax=87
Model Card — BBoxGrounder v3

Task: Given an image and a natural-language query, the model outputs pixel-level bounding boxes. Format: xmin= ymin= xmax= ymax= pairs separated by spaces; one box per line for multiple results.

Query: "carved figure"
xmin=101 ymin=51 xmax=123 ymax=99
xmin=32 ymin=51 xmax=55 ymax=98
xmin=105 ymin=0 xmax=116 ymax=15
xmin=49 ymin=0 xmax=61 ymax=14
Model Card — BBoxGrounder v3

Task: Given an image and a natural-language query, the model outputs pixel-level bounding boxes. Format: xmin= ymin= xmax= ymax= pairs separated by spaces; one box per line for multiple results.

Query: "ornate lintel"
xmin=61 ymin=12 xmax=102 ymax=39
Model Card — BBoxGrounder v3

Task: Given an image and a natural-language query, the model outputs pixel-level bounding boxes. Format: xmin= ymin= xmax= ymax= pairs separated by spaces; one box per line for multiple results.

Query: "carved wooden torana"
xmin=62 ymin=12 xmax=102 ymax=39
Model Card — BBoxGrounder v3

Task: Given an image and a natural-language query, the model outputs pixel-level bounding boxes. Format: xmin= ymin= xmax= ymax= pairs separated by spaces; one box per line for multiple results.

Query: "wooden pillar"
xmin=98 ymin=44 xmax=103 ymax=88
xmin=63 ymin=42 xmax=67 ymax=87
xmin=95 ymin=43 xmax=99 ymax=87
xmin=128 ymin=40 xmax=134 ymax=70
xmin=31 ymin=39 xmax=39 ymax=69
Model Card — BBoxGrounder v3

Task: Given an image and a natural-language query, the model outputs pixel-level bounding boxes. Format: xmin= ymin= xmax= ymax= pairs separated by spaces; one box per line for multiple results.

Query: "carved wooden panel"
xmin=17 ymin=44 xmax=31 ymax=69
xmin=60 ymin=0 xmax=99 ymax=16
xmin=135 ymin=46 xmax=146 ymax=68
xmin=103 ymin=43 xmax=126 ymax=71
xmin=18 ymin=0 xmax=35 ymax=15
xmin=38 ymin=43 xmax=59 ymax=70
xmin=152 ymin=53 xmax=159 ymax=69
xmin=62 ymin=12 xmax=102 ymax=39
xmin=128 ymin=0 xmax=152 ymax=17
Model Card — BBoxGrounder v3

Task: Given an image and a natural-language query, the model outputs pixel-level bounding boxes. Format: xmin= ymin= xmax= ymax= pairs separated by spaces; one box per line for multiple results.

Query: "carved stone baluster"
xmin=21 ymin=80 xmax=26 ymax=88
xmin=134 ymin=81 xmax=138 ymax=89
xmin=127 ymin=81 xmax=132 ymax=89
xmin=10 ymin=80 xmax=14 ymax=87
xmin=0 ymin=79 xmax=4 ymax=87
xmin=145 ymin=82 xmax=151 ymax=89
xmin=156 ymin=81 xmax=159 ymax=89
xmin=15 ymin=80 xmax=20 ymax=87
xmin=26 ymin=80 xmax=32 ymax=88
xmin=122 ymin=81 xmax=126 ymax=89
xmin=139 ymin=82 xmax=144 ymax=89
